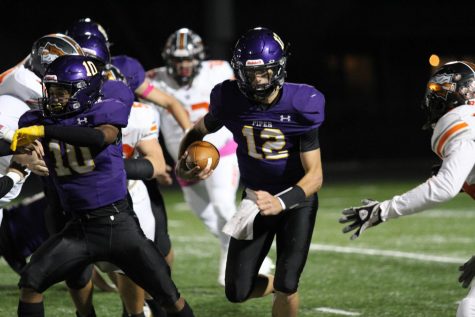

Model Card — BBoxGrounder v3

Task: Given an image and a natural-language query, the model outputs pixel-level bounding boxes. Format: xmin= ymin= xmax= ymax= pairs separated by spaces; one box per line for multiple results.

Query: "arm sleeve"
xmin=0 ymin=139 xmax=13 ymax=156
xmin=203 ymin=112 xmax=224 ymax=133
xmin=44 ymin=125 xmax=105 ymax=148
xmin=124 ymin=158 xmax=154 ymax=180
xmin=300 ymin=128 xmax=319 ymax=152
xmin=0 ymin=175 xmax=14 ymax=198
xmin=379 ymin=139 xmax=475 ymax=220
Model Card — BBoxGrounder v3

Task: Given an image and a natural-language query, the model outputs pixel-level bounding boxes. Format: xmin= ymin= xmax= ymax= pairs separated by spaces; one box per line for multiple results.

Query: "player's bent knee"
xmin=225 ymin=284 xmax=252 ymax=303
xmin=274 ymin=279 xmax=298 ymax=295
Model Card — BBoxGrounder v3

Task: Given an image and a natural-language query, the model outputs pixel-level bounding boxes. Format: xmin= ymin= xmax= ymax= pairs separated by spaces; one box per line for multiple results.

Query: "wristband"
xmin=276 ymin=185 xmax=306 ymax=210
xmin=9 ymin=160 xmax=28 ymax=177
xmin=140 ymin=83 xmax=154 ymax=98
xmin=6 ymin=171 xmax=22 ymax=184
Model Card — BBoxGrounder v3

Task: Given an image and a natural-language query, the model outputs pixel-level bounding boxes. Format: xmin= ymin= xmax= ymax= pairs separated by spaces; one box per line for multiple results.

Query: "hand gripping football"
xmin=185 ymin=141 xmax=220 ymax=170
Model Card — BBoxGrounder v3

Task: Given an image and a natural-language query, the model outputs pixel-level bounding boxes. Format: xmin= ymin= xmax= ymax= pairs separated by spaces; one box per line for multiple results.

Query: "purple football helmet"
xmin=231 ymin=27 xmax=288 ymax=101
xmin=42 ymin=55 xmax=102 ymax=117
xmin=66 ymin=18 xmax=110 ymax=47
xmin=423 ymin=61 xmax=475 ymax=129
xmin=29 ymin=33 xmax=85 ymax=77
xmin=73 ymin=34 xmax=111 ymax=65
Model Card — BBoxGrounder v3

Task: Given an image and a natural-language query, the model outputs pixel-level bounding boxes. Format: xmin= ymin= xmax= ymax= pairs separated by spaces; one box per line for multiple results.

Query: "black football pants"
xmin=225 ymin=193 xmax=318 ymax=302
xmin=18 ymin=199 xmax=180 ymax=305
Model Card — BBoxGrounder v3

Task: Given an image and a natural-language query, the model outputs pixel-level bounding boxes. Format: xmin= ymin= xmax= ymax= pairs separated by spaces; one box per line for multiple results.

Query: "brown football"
xmin=185 ymin=141 xmax=220 ymax=170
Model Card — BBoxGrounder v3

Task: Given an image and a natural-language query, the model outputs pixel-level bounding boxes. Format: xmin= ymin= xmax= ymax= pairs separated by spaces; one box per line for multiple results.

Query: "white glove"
xmin=0 ymin=124 xmax=14 ymax=142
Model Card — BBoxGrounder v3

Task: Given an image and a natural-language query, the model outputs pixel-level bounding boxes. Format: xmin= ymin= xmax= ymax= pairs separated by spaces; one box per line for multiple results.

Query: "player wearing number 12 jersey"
xmin=176 ymin=27 xmax=324 ymax=317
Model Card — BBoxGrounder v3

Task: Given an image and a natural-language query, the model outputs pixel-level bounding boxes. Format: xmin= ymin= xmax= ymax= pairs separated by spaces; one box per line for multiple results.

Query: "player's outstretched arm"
xmin=136 ymin=80 xmax=193 ymax=131
xmin=133 ymin=138 xmax=167 ymax=179
xmin=11 ymin=124 xmax=119 ymax=151
xmin=339 ymin=199 xmax=383 ymax=240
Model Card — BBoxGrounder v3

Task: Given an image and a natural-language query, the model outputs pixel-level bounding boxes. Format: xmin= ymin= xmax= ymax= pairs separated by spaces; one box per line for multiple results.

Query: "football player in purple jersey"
xmin=12 ymin=55 xmax=195 ymax=317
xmin=74 ymin=31 xmax=172 ymax=317
xmin=176 ymin=27 xmax=324 ymax=317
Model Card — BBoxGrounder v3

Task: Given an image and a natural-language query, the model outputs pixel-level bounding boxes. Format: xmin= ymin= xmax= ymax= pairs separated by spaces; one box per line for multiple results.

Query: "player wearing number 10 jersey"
xmin=14 ymin=55 xmax=194 ymax=317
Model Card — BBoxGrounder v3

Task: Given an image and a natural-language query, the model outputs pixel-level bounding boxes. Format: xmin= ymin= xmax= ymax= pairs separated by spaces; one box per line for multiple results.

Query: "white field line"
xmin=310 ymin=244 xmax=466 ymax=264
xmin=315 ymin=307 xmax=361 ymax=316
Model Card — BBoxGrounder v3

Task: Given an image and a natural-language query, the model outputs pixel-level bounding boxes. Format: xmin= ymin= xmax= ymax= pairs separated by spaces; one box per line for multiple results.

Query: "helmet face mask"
xmin=422 ymin=61 xmax=475 ymax=129
xmin=162 ymin=28 xmax=205 ymax=86
xmin=42 ymin=55 xmax=102 ymax=118
xmin=231 ymin=27 xmax=288 ymax=102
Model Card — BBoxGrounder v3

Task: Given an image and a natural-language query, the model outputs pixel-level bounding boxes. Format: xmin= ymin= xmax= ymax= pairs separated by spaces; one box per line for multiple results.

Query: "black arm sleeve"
xmin=300 ymin=127 xmax=320 ymax=152
xmin=0 ymin=176 xmax=14 ymax=198
xmin=124 ymin=158 xmax=154 ymax=180
xmin=0 ymin=140 xmax=13 ymax=156
xmin=44 ymin=125 xmax=105 ymax=149
xmin=203 ymin=112 xmax=224 ymax=133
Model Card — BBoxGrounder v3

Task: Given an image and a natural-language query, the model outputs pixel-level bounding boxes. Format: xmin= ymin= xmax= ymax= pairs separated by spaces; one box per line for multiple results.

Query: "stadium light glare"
xmin=429 ymin=54 xmax=440 ymax=67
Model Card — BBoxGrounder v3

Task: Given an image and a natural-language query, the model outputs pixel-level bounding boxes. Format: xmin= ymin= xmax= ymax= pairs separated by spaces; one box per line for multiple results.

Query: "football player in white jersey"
xmin=0 ymin=95 xmax=34 ymax=217
xmin=113 ymin=101 xmax=167 ymax=317
xmin=0 ymin=33 xmax=85 ymax=107
xmin=339 ymin=61 xmax=475 ymax=317
xmin=147 ymin=28 xmax=274 ymax=286
xmin=0 ymin=33 xmax=85 ymax=240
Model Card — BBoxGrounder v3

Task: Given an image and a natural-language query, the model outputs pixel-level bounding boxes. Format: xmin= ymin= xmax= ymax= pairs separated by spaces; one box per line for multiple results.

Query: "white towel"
xmin=222 ymin=189 xmax=259 ymax=240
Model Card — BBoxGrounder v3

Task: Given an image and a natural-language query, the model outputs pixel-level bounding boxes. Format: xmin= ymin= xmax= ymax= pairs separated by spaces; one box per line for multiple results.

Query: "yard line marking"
xmin=310 ymin=244 xmax=465 ymax=264
xmin=315 ymin=307 xmax=361 ymax=315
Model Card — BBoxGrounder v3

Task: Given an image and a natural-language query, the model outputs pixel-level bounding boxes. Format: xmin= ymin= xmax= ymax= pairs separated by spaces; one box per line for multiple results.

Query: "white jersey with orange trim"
xmin=0 ymin=62 xmax=42 ymax=105
xmin=380 ymin=105 xmax=475 ymax=220
xmin=146 ymin=60 xmax=234 ymax=161
xmin=0 ymin=95 xmax=31 ymax=211
xmin=146 ymin=60 xmax=241 ymax=281
xmin=122 ymin=102 xmax=160 ymax=241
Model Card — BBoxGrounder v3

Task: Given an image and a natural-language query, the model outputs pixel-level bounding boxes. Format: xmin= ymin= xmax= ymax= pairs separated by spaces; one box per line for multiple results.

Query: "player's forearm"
xmin=296 ymin=167 xmax=323 ymax=197
xmin=297 ymin=148 xmax=323 ymax=196
xmin=143 ymin=153 xmax=166 ymax=178
xmin=124 ymin=158 xmax=154 ymax=180
xmin=168 ymin=100 xmax=193 ymax=131
xmin=381 ymin=143 xmax=475 ymax=221
xmin=44 ymin=126 xmax=106 ymax=148
xmin=178 ymin=117 xmax=209 ymax=157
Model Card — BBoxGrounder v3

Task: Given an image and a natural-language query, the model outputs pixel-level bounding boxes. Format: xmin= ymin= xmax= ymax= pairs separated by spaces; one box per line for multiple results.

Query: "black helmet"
xmin=423 ymin=61 xmax=475 ymax=129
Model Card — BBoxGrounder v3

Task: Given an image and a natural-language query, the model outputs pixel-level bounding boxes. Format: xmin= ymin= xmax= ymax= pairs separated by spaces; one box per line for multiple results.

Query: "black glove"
xmin=459 ymin=255 xmax=475 ymax=288
xmin=339 ymin=199 xmax=382 ymax=240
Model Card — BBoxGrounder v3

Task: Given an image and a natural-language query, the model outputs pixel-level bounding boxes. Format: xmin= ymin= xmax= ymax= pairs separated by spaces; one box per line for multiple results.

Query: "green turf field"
xmin=1 ymin=180 xmax=474 ymax=316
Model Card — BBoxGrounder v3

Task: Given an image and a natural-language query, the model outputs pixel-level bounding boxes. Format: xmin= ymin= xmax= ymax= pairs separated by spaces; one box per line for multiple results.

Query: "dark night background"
xmin=2 ymin=0 xmax=474 ymax=179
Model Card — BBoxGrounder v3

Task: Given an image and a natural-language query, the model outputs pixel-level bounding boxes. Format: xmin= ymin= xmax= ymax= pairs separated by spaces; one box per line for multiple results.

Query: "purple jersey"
xmin=19 ymin=99 xmax=130 ymax=212
xmin=101 ymin=79 xmax=134 ymax=108
xmin=210 ymin=80 xmax=325 ymax=194
xmin=111 ymin=55 xmax=145 ymax=92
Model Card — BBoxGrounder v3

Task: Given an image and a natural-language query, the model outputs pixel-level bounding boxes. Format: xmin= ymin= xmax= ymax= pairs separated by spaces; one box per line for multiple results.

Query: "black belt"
xmin=71 ymin=198 xmax=127 ymax=220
